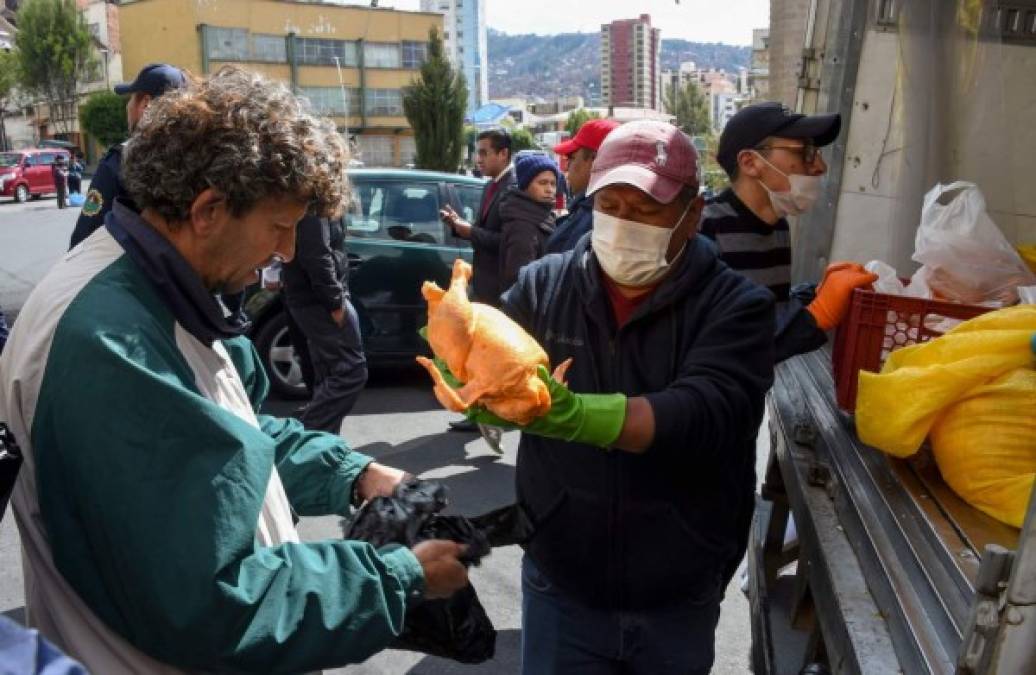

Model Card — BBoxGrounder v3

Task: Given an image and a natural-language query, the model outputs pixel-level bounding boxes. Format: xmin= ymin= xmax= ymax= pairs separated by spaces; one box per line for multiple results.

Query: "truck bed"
xmin=751 ymin=349 xmax=1018 ymax=675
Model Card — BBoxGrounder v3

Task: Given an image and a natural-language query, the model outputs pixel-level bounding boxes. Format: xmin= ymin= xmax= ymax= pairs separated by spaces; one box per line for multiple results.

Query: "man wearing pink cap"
xmin=443 ymin=120 xmax=776 ymax=672
xmin=545 ymin=118 xmax=621 ymax=253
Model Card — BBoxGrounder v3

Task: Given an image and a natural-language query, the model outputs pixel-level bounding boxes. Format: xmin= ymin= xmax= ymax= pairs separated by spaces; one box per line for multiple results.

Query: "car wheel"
xmin=14 ymin=184 xmax=29 ymax=203
xmin=254 ymin=311 xmax=309 ymax=400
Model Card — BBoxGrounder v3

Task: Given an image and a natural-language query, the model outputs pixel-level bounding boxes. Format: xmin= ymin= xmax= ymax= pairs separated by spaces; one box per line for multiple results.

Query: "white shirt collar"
xmin=493 ymin=165 xmax=514 ymax=183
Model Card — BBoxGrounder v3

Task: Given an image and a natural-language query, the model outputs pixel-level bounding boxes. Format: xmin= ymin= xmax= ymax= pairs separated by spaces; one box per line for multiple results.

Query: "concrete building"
xmin=118 ymin=0 xmax=442 ymax=168
xmin=750 ymin=28 xmax=770 ymax=100
xmin=767 ymin=0 xmax=810 ymax=107
xmin=420 ymin=0 xmax=488 ymax=114
xmin=600 ymin=14 xmax=661 ymax=110
xmin=711 ymin=92 xmax=750 ymax=132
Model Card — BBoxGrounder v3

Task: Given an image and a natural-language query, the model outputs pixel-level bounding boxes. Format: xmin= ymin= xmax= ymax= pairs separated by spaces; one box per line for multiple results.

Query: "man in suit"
xmin=438 ymin=128 xmax=515 ymax=433
xmin=439 ymin=128 xmax=515 ymax=306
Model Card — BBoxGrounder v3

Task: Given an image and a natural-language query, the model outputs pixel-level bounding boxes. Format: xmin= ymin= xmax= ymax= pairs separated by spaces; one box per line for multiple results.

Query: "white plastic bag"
xmin=913 ymin=182 xmax=1036 ymax=305
xmin=865 ymin=260 xmax=905 ymax=295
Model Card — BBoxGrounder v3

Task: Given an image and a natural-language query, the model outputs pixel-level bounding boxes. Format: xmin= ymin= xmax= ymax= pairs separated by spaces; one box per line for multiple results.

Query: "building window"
xmin=208 ymin=27 xmax=249 ymax=60
xmin=295 ymin=37 xmax=359 ymax=66
xmin=354 ymin=135 xmax=395 ymax=167
xmin=252 ymin=34 xmax=287 ymax=63
xmin=399 ymin=136 xmax=417 ymax=166
xmin=365 ymin=89 xmax=404 ymax=116
xmin=298 ymin=87 xmax=361 ymax=117
xmin=364 ymin=42 xmax=402 ymax=69
xmin=402 ymin=41 xmax=427 ymax=69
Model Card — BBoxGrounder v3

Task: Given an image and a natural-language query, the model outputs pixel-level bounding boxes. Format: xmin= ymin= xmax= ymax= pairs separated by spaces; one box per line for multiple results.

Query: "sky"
xmin=355 ymin=0 xmax=769 ymax=46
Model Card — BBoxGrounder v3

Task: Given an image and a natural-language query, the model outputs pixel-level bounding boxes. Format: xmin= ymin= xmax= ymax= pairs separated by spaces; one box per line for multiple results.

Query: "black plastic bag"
xmin=470 ymin=503 xmax=535 ymax=548
xmin=0 ymin=423 xmax=23 ymax=524
xmin=344 ymin=478 xmax=496 ymax=663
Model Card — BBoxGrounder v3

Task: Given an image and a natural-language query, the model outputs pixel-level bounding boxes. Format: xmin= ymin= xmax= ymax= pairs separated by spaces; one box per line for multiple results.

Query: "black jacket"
xmin=282 ymin=214 xmax=348 ymax=312
xmin=497 ymin=188 xmax=555 ymax=292
xmin=501 ymin=234 xmax=776 ymax=610
xmin=70 ymin=143 xmax=125 ymax=250
xmin=467 ymin=167 xmax=516 ymax=305
xmin=544 ymin=191 xmax=593 ymax=255
xmin=699 ymin=191 xmax=826 ymax=362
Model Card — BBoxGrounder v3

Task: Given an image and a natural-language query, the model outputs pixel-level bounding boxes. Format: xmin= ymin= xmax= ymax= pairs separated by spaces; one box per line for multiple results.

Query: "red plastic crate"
xmin=832 ymin=289 xmax=993 ymax=411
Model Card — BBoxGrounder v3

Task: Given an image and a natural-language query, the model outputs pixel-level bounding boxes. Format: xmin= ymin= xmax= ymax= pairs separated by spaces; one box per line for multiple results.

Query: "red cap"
xmin=587 ymin=120 xmax=699 ymax=205
xmin=552 ymin=118 xmax=621 ymax=156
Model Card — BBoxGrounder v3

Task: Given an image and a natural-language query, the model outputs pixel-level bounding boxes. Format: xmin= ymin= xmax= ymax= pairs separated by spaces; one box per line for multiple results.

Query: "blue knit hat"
xmin=515 ymin=153 xmax=560 ymax=191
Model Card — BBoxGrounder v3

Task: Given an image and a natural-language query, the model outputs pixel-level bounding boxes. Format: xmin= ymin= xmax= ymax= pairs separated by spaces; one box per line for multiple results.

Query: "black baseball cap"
xmin=114 ymin=63 xmax=187 ymax=98
xmin=717 ymin=102 xmax=841 ymax=176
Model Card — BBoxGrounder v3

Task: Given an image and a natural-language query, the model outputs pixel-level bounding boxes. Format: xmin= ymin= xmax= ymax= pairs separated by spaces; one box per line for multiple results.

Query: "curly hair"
xmin=122 ymin=66 xmax=348 ymax=222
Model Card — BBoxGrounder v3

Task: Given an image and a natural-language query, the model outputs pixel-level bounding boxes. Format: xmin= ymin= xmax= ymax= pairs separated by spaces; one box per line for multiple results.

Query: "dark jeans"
xmin=521 ymin=556 xmax=721 ymax=675
xmin=55 ymin=179 xmax=68 ymax=209
xmin=287 ymin=300 xmax=367 ymax=434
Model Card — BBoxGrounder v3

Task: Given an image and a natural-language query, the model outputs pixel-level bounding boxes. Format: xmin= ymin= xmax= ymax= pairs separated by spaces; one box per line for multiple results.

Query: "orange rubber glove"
xmin=807 ymin=262 xmax=879 ymax=331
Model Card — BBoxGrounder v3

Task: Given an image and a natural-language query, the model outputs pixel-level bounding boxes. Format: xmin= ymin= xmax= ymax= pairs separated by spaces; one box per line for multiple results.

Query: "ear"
xmin=737 ymin=149 xmax=764 ymax=179
xmin=188 ymin=188 xmax=227 ymax=238
xmin=684 ymin=195 xmax=705 ymax=239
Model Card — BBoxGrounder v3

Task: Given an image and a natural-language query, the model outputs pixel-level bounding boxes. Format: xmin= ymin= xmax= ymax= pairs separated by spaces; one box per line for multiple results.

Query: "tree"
xmin=14 ymin=0 xmax=99 ymax=138
xmin=564 ymin=108 xmax=600 ymax=137
xmin=509 ymin=127 xmax=538 ymax=153
xmin=663 ymin=80 xmax=711 ymax=137
xmin=79 ymin=91 xmax=128 ymax=148
xmin=0 ymin=51 xmax=18 ymax=151
xmin=402 ymin=27 xmax=468 ymax=172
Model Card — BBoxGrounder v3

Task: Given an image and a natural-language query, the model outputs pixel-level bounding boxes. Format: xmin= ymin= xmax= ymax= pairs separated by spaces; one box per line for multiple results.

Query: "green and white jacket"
xmin=0 ymin=204 xmax=424 ymax=674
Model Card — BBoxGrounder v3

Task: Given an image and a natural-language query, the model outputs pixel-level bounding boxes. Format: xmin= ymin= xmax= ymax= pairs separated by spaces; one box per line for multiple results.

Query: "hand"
xmin=807 ymin=262 xmax=879 ymax=331
xmin=412 ymin=540 xmax=470 ymax=599
xmin=438 ymin=204 xmax=458 ymax=226
xmin=423 ymin=358 xmax=625 ymax=448
xmin=331 ymin=307 xmax=345 ymax=327
xmin=355 ymin=462 xmax=407 ymax=502
xmin=440 ymin=205 xmax=472 ymax=239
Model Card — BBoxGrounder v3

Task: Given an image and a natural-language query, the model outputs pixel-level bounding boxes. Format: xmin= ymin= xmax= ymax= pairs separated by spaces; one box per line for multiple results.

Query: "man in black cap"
xmin=700 ymin=102 xmax=876 ymax=362
xmin=69 ymin=63 xmax=187 ymax=249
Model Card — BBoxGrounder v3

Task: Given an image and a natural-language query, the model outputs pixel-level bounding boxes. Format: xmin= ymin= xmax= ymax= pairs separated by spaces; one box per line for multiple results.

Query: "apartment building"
xmin=419 ymin=0 xmax=488 ymax=113
xmin=119 ymin=0 xmax=442 ymax=167
xmin=600 ymin=14 xmax=661 ymax=110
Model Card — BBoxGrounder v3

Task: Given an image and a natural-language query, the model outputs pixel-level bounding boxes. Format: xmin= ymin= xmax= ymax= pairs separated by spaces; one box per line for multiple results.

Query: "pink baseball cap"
xmin=587 ymin=120 xmax=699 ymax=204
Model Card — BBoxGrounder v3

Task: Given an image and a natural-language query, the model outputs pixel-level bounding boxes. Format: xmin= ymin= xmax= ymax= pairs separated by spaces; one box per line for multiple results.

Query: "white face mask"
xmin=591 ymin=199 xmax=693 ymax=287
xmin=754 ymin=152 xmax=822 ymax=217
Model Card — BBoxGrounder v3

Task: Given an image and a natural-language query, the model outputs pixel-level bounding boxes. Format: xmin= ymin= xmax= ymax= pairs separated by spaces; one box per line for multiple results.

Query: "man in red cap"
xmin=438 ymin=120 xmax=776 ymax=673
xmin=545 ymin=118 xmax=621 ymax=253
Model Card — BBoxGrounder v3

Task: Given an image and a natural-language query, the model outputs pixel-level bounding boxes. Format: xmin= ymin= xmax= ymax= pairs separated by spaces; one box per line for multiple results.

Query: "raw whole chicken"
xmin=416 ymin=259 xmax=568 ymax=425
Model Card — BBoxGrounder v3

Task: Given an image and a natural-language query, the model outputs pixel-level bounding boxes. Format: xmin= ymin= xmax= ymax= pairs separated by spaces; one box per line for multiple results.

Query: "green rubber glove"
xmin=467 ymin=366 xmax=627 ymax=449
xmin=418 ymin=328 xmax=627 ymax=448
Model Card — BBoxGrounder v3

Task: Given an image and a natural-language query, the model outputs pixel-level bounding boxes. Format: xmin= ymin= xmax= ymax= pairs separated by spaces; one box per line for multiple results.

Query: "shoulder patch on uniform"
xmin=82 ymin=189 xmax=104 ymax=217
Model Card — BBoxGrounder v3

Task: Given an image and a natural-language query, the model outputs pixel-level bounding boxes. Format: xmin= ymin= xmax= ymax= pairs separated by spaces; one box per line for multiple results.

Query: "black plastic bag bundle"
xmin=344 ymin=478 xmax=496 ymax=664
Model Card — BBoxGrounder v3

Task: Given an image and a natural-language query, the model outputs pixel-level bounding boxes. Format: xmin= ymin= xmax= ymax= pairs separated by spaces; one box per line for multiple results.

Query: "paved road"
xmin=0 ymin=188 xmax=84 ymax=319
xmin=0 ymin=199 xmax=764 ymax=673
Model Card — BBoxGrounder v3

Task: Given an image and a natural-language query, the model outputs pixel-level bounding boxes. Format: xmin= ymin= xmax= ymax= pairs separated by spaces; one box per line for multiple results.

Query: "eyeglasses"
xmin=756 ymin=143 xmax=821 ymax=164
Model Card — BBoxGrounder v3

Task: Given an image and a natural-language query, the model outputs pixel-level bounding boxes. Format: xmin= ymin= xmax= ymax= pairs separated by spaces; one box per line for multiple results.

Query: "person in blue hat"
xmin=68 ymin=63 xmax=187 ymax=249
xmin=497 ymin=153 xmax=559 ymax=291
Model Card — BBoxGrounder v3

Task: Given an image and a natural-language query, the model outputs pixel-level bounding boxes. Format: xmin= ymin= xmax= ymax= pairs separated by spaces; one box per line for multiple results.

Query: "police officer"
xmin=68 ymin=63 xmax=187 ymax=249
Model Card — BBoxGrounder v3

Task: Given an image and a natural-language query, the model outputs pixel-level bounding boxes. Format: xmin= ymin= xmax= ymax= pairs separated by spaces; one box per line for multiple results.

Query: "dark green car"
xmin=246 ymin=168 xmax=485 ymax=398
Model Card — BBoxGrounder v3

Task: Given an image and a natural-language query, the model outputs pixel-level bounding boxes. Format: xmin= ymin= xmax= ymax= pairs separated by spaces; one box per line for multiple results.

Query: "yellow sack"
xmin=856 ymin=305 xmax=1036 ymax=527
xmin=1019 ymin=244 xmax=1036 ymax=274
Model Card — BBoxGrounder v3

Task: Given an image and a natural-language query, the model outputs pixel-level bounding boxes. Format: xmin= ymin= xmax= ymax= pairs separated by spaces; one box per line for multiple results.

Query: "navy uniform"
xmin=68 ymin=63 xmax=186 ymax=250
xmin=69 ymin=144 xmax=124 ymax=248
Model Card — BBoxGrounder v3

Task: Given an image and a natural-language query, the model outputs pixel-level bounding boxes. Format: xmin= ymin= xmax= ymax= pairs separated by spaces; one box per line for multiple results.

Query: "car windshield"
xmin=0 ymin=153 xmax=21 ymax=168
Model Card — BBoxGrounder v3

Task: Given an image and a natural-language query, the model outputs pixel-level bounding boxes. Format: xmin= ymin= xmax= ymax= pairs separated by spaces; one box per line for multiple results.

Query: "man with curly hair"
xmin=0 ymin=67 xmax=469 ymax=673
